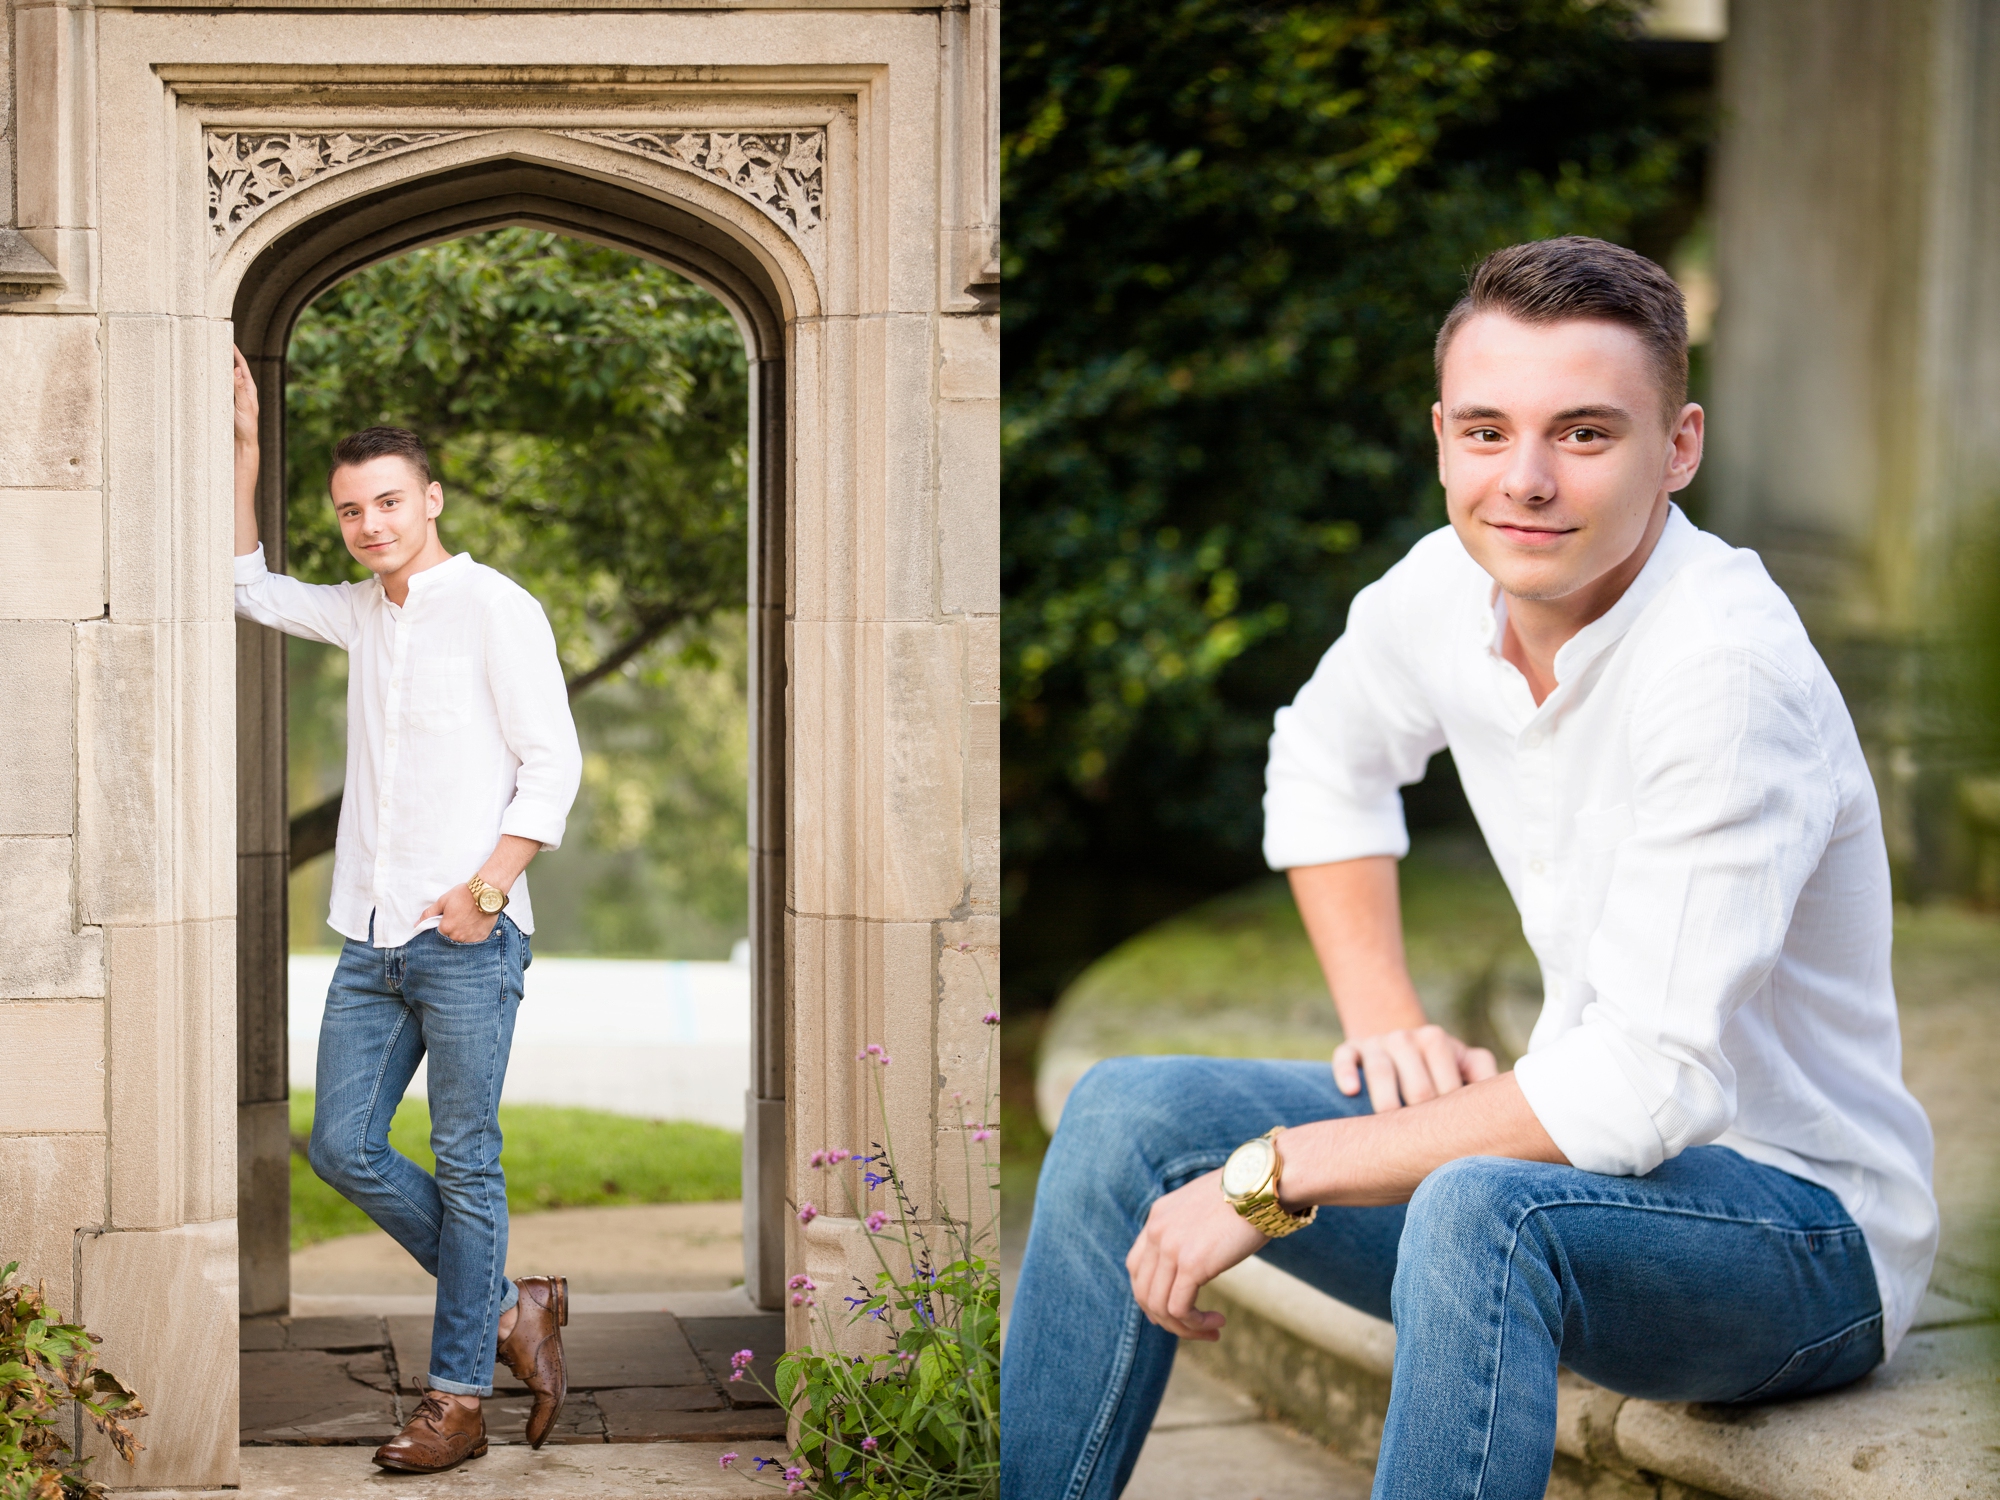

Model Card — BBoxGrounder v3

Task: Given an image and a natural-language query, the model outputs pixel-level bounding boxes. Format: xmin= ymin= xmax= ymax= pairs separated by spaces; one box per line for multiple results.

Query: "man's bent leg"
xmin=1001 ymin=1056 xmax=1402 ymax=1500
xmin=405 ymin=917 xmax=528 ymax=1396
xmin=1377 ymin=1148 xmax=1883 ymax=1500
xmin=307 ymin=938 xmax=444 ymax=1270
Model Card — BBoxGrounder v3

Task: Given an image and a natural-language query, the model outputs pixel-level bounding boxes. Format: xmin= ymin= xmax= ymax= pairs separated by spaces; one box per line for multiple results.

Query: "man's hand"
xmin=423 ymin=881 xmax=499 ymax=945
xmin=232 ymin=346 xmax=261 ymax=451
xmin=1125 ymin=1169 xmax=1268 ymax=1341
xmin=232 ymin=346 xmax=262 ymax=556
xmin=1334 ymin=1023 xmax=1496 ymax=1113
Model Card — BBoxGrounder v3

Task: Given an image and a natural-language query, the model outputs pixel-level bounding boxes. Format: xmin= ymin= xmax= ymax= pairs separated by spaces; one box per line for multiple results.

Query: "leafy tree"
xmin=280 ymin=230 xmax=750 ymax=871
xmin=1002 ymin=0 xmax=1709 ymax=1001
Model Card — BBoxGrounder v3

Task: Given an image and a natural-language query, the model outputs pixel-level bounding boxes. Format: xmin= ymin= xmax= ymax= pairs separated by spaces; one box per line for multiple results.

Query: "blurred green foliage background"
xmin=1001 ymin=0 xmax=1714 ymax=1009
xmin=282 ymin=229 xmax=753 ymax=957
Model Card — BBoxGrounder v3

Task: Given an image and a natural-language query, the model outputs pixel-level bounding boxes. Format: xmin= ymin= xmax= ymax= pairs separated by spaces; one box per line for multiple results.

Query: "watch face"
xmin=1221 ymin=1137 xmax=1275 ymax=1198
xmin=478 ymin=889 xmax=504 ymax=913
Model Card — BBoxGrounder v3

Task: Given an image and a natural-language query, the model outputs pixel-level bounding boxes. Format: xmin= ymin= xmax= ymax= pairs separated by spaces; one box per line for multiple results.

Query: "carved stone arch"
xmin=228 ymin=135 xmax=794 ymax=1318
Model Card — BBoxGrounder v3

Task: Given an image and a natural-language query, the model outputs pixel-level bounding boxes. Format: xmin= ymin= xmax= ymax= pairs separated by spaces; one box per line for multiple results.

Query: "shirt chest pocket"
xmin=407 ymin=655 xmax=476 ymax=736
xmin=1572 ymin=800 xmax=1635 ymax=853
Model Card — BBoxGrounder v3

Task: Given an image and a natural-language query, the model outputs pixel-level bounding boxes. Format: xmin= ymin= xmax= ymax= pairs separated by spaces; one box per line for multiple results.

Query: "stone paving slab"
xmin=386 ymin=1311 xmax=714 ymax=1395
xmin=200 ymin=1442 xmax=758 ymax=1498
xmin=241 ymin=1311 xmax=781 ymax=1447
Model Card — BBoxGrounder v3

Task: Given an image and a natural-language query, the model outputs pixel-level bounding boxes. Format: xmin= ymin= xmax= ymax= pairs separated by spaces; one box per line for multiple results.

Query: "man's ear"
xmin=1432 ymin=402 xmax=1447 ymax=486
xmin=426 ymin=481 xmax=445 ymax=520
xmin=1663 ymin=403 xmax=1704 ymax=495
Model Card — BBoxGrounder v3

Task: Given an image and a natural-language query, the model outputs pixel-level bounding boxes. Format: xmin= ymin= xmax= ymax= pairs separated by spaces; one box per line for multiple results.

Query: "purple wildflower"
xmin=982 ymin=1011 xmax=1000 ymax=1025
xmin=719 ymin=1452 xmax=738 ymax=1470
xmin=865 ymin=1210 xmax=888 ymax=1233
xmin=797 ymin=1202 xmax=818 ymax=1226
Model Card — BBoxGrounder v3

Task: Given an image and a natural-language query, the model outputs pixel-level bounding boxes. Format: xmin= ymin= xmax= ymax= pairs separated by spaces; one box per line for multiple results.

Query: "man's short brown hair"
xmin=330 ymin=426 xmax=433 ymax=491
xmin=1433 ymin=236 xmax=1689 ymax=421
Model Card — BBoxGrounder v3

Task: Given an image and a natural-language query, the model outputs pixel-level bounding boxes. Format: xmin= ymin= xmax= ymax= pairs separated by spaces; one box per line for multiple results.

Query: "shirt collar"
xmin=1477 ymin=503 xmax=1701 ymax=682
xmin=376 ymin=550 xmax=470 ymax=608
xmin=1550 ymin=504 xmax=1700 ymax=683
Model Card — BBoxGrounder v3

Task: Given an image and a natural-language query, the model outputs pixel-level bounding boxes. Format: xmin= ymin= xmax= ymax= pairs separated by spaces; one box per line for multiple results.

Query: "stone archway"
xmin=225 ymin=139 xmax=799 ymax=1320
xmin=3 ymin=12 xmax=994 ymax=1485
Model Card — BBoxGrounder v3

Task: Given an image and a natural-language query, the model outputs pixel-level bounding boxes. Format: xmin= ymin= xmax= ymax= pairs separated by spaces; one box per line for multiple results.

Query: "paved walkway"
xmin=253 ymin=1202 xmax=785 ymax=1460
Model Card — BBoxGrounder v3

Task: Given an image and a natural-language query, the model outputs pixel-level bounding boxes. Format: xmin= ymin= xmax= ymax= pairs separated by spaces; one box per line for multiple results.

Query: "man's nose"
xmin=1500 ymin=441 xmax=1557 ymax=504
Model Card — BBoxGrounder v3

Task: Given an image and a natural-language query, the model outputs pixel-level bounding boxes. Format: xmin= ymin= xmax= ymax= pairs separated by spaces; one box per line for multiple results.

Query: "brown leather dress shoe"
xmin=497 ymin=1274 xmax=569 ymax=1449
xmin=372 ymin=1392 xmax=488 ymax=1473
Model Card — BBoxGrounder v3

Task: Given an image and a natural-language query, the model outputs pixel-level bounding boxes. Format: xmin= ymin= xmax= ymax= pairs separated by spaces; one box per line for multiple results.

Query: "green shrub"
xmin=0 ymin=1263 xmax=144 ymax=1499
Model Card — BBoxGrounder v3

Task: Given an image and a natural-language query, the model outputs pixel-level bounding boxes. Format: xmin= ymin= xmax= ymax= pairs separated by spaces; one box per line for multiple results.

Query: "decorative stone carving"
xmin=564 ymin=130 xmax=825 ymax=254
xmin=207 ymin=131 xmax=470 ymax=250
xmin=205 ymin=128 xmax=827 ymax=269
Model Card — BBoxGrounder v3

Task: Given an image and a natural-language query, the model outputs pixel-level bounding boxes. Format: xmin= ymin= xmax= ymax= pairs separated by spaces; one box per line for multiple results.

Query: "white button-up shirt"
xmin=1265 ymin=507 xmax=1937 ymax=1353
xmin=235 ymin=546 xmax=582 ymax=949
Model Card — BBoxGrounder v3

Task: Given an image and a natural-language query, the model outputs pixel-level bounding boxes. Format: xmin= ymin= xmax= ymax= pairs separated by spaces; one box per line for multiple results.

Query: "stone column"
xmin=1709 ymin=0 xmax=2000 ymax=887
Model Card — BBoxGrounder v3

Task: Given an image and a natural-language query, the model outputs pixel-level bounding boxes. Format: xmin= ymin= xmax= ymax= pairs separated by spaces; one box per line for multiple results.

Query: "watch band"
xmin=467 ymin=874 xmax=509 ymax=914
xmin=1225 ymin=1126 xmax=1318 ymax=1238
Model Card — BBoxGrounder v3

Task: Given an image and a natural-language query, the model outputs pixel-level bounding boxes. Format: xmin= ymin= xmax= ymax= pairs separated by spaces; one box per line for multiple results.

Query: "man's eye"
xmin=1568 ymin=428 xmax=1603 ymax=443
xmin=1469 ymin=428 xmax=1501 ymax=442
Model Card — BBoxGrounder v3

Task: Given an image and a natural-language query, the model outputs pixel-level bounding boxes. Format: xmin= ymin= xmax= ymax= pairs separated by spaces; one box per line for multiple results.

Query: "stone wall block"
xmin=938 ymin=392 xmax=999 ymax=617
xmin=790 ymin=912 xmax=861 ymax=1214
xmin=0 ymin=623 xmax=75 ymax=833
xmin=878 ymin=920 xmax=936 ymax=1216
xmin=965 ymin=699 xmax=999 ymax=914
xmin=787 ymin=314 xmax=830 ymax=623
xmin=965 ymin=612 xmax=998 ymax=702
xmin=0 ymin=1134 xmax=106 ymax=1315
xmin=798 ymin=314 xmax=859 ymax=624
xmin=76 ymin=620 xmax=232 ymax=928
xmin=789 ymin=617 xmax=859 ymax=919
xmin=0 ymin=317 xmax=101 ymax=488
xmin=106 ymin=923 xmax=182 ymax=1229
xmin=0 ymin=493 xmax=105 ymax=621
xmin=937 ymin=314 xmax=999 ymax=402
xmin=0 ymin=838 xmax=104 ymax=999
xmin=13 ymin=1 xmax=95 ymax=235
xmin=105 ymin=313 xmax=175 ymax=623
xmin=179 ymin=319 xmax=232 ymax=623
xmin=879 ymin=621 xmax=966 ymax=920
xmin=179 ymin=917 xmax=234 ymax=1224
xmin=79 ymin=1220 xmax=239 ymax=1490
xmin=0 ymin=1001 xmax=105 ymax=1133
xmin=878 ymin=313 xmax=937 ymax=621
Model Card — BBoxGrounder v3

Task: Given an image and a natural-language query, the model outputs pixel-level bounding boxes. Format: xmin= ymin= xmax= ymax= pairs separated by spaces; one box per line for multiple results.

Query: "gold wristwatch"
xmin=466 ymin=874 xmax=509 ymax=915
xmin=1221 ymin=1127 xmax=1317 ymax=1238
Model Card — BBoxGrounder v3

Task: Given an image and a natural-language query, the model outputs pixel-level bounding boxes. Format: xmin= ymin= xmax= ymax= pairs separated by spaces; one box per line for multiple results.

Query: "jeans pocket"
xmin=1726 ymin=1311 xmax=1883 ymax=1404
xmin=437 ymin=920 xmax=505 ymax=949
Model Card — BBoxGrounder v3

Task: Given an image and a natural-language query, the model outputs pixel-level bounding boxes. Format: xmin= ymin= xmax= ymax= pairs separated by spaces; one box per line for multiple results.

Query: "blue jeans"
xmin=1002 ymin=1056 xmax=1884 ymax=1500
xmin=307 ymin=915 xmax=530 ymax=1396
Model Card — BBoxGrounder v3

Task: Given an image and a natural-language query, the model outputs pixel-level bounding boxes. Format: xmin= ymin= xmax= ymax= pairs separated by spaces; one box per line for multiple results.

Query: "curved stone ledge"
xmin=1190 ymin=1258 xmax=1997 ymax=1500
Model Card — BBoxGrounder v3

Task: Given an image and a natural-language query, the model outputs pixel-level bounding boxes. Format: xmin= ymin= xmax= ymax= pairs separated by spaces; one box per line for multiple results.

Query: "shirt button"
xmin=1529 ymin=859 xmax=1546 ymax=875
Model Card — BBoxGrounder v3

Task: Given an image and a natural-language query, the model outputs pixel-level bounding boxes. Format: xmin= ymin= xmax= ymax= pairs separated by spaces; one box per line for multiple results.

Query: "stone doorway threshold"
xmin=242 ymin=1291 xmax=787 ymax=1451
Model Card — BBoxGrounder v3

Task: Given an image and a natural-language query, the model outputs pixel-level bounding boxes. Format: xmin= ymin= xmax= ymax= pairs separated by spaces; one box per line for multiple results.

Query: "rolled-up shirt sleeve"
xmin=233 ymin=545 xmax=360 ymax=647
xmin=1514 ymin=647 xmax=1839 ymax=1176
xmin=487 ymin=590 xmax=582 ymax=850
xmin=1263 ymin=565 xmax=1447 ymax=870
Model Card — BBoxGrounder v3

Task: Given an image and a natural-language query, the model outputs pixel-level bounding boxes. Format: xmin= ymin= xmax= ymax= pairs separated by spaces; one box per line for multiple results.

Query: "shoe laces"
xmin=410 ymin=1392 xmax=455 ymax=1429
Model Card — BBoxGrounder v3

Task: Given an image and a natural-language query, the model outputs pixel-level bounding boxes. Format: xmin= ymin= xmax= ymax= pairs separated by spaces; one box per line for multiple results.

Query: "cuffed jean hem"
xmin=499 ymin=1279 xmax=520 ymax=1314
xmin=425 ymin=1373 xmax=493 ymax=1398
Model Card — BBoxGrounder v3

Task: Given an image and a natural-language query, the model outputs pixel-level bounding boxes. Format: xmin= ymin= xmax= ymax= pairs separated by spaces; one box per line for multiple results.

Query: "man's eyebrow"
xmin=1551 ymin=405 xmax=1631 ymax=423
xmin=1448 ymin=405 xmax=1508 ymax=422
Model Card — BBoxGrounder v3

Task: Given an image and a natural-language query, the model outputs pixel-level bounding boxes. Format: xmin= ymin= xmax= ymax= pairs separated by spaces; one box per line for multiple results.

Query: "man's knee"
xmin=1399 ymin=1156 xmax=1550 ymax=1260
xmin=306 ymin=1125 xmax=360 ymax=1194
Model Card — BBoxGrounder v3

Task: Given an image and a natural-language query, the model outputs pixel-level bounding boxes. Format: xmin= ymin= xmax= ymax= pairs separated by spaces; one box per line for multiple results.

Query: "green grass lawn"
xmin=289 ymin=1092 xmax=741 ymax=1249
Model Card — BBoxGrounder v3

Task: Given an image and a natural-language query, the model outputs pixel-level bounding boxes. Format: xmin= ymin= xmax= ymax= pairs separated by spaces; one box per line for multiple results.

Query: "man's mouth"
xmin=1488 ymin=521 xmax=1575 ymax=545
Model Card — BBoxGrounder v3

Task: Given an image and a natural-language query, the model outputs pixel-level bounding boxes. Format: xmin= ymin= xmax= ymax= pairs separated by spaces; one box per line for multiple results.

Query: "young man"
xmin=230 ymin=349 xmax=584 ymax=1473
xmin=1001 ymin=238 xmax=1937 ymax=1500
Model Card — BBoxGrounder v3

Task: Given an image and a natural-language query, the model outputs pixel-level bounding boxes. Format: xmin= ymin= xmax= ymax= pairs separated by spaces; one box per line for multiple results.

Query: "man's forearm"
xmin=1289 ymin=857 xmax=1428 ymax=1036
xmin=478 ymin=834 xmax=542 ymax=893
xmin=1279 ymin=1072 xmax=1567 ymax=1208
